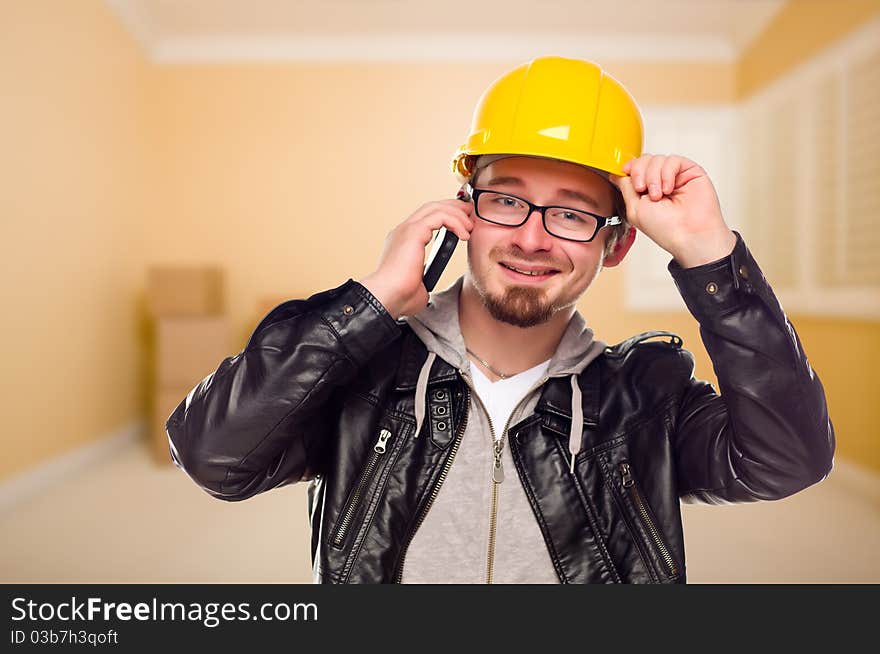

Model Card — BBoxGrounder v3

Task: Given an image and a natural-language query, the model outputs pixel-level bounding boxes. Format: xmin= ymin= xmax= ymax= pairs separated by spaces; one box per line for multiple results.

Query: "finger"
xmin=419 ymin=210 xmax=473 ymax=242
xmin=660 ymin=155 xmax=681 ymax=195
xmin=644 ymin=155 xmax=666 ymax=201
xmin=439 ymin=197 xmax=476 ymax=220
xmin=621 ymin=159 xmax=635 ymax=175
xmin=405 ymin=199 xmax=473 ymax=225
xmin=432 ymin=199 xmax=475 ymax=224
xmin=404 ymin=201 xmax=445 ymax=224
xmin=629 ymin=154 xmax=652 ymax=193
xmin=449 ymin=201 xmax=476 ymax=228
xmin=675 ymin=158 xmax=704 ymax=186
xmin=608 ymin=174 xmax=640 ymax=220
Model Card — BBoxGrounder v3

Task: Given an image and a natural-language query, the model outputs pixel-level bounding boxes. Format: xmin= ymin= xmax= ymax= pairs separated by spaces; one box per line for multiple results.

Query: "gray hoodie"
xmin=400 ymin=275 xmax=607 ymax=583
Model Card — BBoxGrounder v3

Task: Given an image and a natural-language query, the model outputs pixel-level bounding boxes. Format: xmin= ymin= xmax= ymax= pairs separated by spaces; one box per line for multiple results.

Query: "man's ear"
xmin=602 ymin=227 xmax=636 ymax=268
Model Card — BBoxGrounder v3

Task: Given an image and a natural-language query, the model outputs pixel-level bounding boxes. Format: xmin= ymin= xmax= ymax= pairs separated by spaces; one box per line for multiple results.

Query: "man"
xmin=166 ymin=56 xmax=834 ymax=583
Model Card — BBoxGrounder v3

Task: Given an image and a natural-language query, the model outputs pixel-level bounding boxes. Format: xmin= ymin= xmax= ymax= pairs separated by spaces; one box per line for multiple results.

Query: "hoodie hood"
xmin=403 ymin=275 xmax=607 ymax=473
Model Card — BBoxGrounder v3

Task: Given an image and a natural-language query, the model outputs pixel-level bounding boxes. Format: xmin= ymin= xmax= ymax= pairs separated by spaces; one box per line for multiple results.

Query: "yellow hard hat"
xmin=452 ymin=56 xmax=643 ymax=181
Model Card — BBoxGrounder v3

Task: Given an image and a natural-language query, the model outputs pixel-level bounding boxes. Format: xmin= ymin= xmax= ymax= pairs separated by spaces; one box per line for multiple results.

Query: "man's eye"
xmin=494 ymin=196 xmax=520 ymax=208
xmin=556 ymin=210 xmax=586 ymax=223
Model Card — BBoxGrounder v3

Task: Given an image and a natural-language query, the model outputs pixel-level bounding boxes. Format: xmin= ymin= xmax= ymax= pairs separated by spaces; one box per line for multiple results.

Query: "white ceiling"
xmin=106 ymin=0 xmax=787 ymax=62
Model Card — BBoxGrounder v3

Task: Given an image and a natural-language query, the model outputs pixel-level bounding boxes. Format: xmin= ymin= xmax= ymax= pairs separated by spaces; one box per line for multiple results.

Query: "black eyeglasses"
xmin=464 ymin=182 xmax=620 ymax=243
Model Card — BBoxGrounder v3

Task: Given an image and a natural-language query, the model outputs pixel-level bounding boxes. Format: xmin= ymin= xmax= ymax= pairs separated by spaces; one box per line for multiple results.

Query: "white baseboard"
xmin=0 ymin=419 xmax=145 ymax=514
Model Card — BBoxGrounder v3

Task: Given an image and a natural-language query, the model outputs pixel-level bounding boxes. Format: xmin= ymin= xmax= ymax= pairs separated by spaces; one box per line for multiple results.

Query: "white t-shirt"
xmin=469 ymin=358 xmax=551 ymax=440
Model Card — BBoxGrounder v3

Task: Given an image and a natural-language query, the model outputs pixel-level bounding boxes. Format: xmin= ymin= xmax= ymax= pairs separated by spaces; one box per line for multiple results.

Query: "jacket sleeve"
xmin=165 ymin=278 xmax=403 ymax=501
xmin=667 ymin=231 xmax=835 ymax=505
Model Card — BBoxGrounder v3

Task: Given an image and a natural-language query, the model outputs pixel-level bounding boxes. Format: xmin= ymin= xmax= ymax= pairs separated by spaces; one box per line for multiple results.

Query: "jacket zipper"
xmin=393 ymin=370 xmax=550 ymax=583
xmin=393 ymin=384 xmax=470 ymax=583
xmin=331 ymin=428 xmax=393 ymax=549
xmin=470 ymin=375 xmax=546 ymax=584
xmin=618 ymin=461 xmax=678 ymax=579
xmin=485 ymin=415 xmax=504 ymax=584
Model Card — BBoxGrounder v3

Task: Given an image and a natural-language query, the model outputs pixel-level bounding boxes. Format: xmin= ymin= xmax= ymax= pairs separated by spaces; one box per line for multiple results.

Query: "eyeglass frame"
xmin=463 ymin=182 xmax=621 ymax=243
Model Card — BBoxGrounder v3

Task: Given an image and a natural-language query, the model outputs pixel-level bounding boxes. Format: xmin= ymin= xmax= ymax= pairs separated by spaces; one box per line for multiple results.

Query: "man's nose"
xmin=511 ymin=208 xmax=554 ymax=251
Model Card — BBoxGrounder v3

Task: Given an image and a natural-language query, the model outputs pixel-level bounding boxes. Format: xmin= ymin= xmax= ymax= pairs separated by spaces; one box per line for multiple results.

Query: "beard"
xmin=466 ymin=242 xmax=599 ymax=328
xmin=470 ymin=251 xmax=575 ymax=327
xmin=479 ymin=284 xmax=556 ymax=328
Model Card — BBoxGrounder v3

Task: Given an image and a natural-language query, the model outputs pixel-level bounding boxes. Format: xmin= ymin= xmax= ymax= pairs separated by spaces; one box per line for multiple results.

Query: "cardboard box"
xmin=152 ymin=385 xmax=193 ymax=464
xmin=156 ymin=316 xmax=232 ymax=387
xmin=147 ymin=265 xmax=225 ymax=317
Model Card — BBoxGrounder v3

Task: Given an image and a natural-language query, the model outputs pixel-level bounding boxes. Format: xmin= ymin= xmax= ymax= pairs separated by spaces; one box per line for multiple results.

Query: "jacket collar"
xmin=393 ymin=328 xmax=459 ymax=391
xmin=535 ymin=361 xmax=600 ymax=426
xmin=394 ymin=325 xmax=601 ymax=425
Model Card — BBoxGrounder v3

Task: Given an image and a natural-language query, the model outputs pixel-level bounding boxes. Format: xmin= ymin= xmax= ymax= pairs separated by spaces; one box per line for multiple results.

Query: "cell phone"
xmin=422 ymin=185 xmax=471 ymax=292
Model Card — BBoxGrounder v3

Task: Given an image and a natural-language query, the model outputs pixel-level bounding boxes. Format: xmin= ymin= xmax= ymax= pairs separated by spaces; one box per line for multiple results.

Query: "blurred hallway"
xmin=3 ymin=0 xmax=879 ymax=587
xmin=0 ymin=439 xmax=876 ymax=583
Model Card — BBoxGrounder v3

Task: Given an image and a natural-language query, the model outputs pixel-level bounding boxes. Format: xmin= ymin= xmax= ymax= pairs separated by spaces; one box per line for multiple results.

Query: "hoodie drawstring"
xmin=414 ymin=349 xmax=584 ymax=476
xmin=569 ymin=374 xmax=583 ymax=474
xmin=414 ymin=352 xmax=436 ymax=439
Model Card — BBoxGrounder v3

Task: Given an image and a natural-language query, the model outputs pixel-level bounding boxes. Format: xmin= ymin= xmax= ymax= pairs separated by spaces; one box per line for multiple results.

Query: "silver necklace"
xmin=465 ymin=346 xmax=511 ymax=380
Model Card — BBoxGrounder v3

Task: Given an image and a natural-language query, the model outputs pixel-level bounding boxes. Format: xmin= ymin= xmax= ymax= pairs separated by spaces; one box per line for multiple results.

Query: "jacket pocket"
xmin=331 ymin=427 xmax=394 ymax=549
xmin=618 ymin=461 xmax=680 ymax=580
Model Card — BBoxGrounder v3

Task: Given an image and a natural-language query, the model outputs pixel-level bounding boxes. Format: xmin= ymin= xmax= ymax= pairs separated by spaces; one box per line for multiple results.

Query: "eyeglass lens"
xmin=476 ymin=192 xmax=598 ymax=240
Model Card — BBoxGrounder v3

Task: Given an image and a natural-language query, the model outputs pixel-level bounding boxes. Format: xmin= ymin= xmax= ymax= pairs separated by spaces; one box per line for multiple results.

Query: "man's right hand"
xmin=359 ymin=197 xmax=475 ymax=320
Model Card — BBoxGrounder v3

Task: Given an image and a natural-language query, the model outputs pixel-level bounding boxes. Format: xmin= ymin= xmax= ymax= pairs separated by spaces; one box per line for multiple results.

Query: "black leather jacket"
xmin=166 ymin=233 xmax=835 ymax=583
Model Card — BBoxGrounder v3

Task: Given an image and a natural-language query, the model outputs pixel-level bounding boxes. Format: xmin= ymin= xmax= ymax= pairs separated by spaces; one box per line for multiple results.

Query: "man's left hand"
xmin=609 ymin=154 xmax=736 ymax=268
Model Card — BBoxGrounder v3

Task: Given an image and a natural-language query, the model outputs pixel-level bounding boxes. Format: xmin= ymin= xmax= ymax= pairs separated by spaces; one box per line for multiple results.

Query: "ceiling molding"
xmin=153 ymin=33 xmax=735 ymax=64
xmin=104 ymin=0 xmax=736 ymax=63
xmin=104 ymin=0 xmax=157 ymax=53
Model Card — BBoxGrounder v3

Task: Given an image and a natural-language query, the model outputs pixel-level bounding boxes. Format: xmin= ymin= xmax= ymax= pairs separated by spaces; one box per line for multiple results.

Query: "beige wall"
xmin=0 ymin=0 xmax=155 ymax=480
xmin=739 ymin=0 xmax=880 ymax=97
xmin=2 ymin=0 xmax=877 ymax=483
xmin=737 ymin=0 xmax=880 ymax=473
